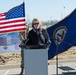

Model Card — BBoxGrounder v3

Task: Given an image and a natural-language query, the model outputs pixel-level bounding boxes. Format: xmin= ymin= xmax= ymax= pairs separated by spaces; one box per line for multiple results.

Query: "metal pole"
xmin=56 ymin=46 xmax=58 ymax=75
xmin=63 ymin=6 xmax=65 ymax=18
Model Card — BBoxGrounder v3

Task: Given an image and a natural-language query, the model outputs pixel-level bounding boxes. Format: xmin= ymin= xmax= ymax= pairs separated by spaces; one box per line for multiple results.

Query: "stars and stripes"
xmin=0 ymin=3 xmax=26 ymax=34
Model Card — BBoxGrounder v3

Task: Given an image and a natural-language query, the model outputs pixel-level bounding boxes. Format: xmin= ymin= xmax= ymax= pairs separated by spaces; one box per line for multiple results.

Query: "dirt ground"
xmin=0 ymin=52 xmax=21 ymax=65
xmin=0 ymin=46 xmax=76 ymax=65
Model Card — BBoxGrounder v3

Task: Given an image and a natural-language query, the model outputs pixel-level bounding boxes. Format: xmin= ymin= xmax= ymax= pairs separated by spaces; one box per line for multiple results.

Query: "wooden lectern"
xmin=24 ymin=45 xmax=48 ymax=75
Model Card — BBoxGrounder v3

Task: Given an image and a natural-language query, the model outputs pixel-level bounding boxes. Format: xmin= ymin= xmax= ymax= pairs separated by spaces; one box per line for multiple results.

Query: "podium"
xmin=24 ymin=45 xmax=48 ymax=75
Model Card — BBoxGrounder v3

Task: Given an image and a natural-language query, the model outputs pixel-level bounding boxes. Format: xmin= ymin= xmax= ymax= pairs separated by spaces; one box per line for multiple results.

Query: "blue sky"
xmin=0 ymin=0 xmax=76 ymax=21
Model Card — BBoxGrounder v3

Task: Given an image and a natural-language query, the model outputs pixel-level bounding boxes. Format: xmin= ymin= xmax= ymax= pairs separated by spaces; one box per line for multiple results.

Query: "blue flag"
xmin=47 ymin=9 xmax=76 ymax=60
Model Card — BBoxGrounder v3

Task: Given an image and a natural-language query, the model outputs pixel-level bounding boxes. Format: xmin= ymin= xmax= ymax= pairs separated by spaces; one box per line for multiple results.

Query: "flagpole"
xmin=56 ymin=45 xmax=58 ymax=75
xmin=23 ymin=0 xmax=28 ymax=39
xmin=19 ymin=1 xmax=28 ymax=75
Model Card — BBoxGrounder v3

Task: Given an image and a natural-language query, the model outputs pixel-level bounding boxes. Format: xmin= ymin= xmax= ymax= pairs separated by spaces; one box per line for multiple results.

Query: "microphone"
xmin=19 ymin=38 xmax=29 ymax=48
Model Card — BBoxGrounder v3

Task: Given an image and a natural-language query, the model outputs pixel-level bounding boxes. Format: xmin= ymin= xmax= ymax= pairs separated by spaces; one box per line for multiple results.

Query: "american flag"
xmin=0 ymin=3 xmax=26 ymax=34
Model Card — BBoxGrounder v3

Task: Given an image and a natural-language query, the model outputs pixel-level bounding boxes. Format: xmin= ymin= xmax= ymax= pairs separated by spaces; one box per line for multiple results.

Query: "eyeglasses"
xmin=33 ymin=23 xmax=39 ymax=25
